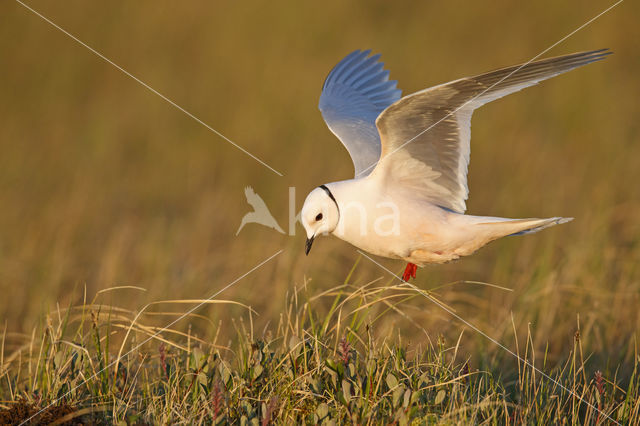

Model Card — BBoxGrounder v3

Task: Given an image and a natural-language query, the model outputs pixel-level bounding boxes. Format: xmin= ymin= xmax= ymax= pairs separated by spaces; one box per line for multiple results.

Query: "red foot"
xmin=402 ymin=262 xmax=418 ymax=282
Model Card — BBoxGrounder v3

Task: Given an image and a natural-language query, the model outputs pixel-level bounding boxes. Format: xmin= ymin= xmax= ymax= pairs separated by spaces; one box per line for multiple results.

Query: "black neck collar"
xmin=319 ymin=184 xmax=340 ymax=220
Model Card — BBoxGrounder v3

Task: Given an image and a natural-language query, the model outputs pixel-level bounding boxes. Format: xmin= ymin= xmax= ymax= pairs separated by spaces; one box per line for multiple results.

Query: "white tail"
xmin=507 ymin=217 xmax=574 ymax=236
xmin=476 ymin=216 xmax=573 ymax=239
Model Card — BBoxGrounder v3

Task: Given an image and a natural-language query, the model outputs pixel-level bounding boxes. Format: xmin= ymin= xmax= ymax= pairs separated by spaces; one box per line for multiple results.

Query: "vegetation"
xmin=1 ymin=270 xmax=639 ymax=424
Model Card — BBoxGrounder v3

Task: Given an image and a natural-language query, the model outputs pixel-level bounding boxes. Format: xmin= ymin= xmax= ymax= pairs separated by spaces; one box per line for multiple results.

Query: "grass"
xmin=1 ymin=267 xmax=639 ymax=424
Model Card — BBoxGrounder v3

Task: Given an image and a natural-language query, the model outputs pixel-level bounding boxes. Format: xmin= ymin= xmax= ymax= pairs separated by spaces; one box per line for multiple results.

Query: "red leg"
xmin=402 ymin=262 xmax=418 ymax=282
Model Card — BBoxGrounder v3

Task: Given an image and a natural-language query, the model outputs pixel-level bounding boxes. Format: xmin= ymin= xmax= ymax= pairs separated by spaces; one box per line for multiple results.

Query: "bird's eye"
xmin=315 ymin=213 xmax=323 ymax=221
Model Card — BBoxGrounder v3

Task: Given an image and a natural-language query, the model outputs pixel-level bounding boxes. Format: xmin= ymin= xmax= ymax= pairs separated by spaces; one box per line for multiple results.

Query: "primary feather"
xmin=372 ymin=49 xmax=610 ymax=213
xmin=319 ymin=50 xmax=402 ymax=178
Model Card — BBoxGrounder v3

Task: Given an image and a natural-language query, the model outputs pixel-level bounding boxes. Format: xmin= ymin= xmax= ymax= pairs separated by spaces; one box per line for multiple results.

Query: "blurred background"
xmin=1 ymin=1 xmax=638 ymax=368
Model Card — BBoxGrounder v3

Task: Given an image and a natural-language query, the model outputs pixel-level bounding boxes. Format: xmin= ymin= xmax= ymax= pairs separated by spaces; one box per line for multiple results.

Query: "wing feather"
xmin=372 ymin=49 xmax=610 ymax=213
xmin=319 ymin=50 xmax=402 ymax=178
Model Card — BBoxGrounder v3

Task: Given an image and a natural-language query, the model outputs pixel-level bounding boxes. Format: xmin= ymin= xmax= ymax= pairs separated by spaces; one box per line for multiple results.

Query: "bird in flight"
xmin=301 ymin=49 xmax=609 ymax=281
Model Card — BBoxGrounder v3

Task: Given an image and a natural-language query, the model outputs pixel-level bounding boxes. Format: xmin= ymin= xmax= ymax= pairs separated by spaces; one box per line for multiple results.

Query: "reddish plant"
xmin=594 ymin=370 xmax=605 ymax=423
xmin=211 ymin=380 xmax=224 ymax=420
xmin=261 ymin=396 xmax=278 ymax=426
xmin=159 ymin=343 xmax=168 ymax=379
xmin=339 ymin=337 xmax=351 ymax=366
xmin=594 ymin=370 xmax=605 ymax=397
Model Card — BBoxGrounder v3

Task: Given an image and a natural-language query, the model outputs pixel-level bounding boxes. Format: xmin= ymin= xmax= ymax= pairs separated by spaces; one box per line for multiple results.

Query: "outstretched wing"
xmin=372 ymin=49 xmax=610 ymax=213
xmin=319 ymin=50 xmax=402 ymax=178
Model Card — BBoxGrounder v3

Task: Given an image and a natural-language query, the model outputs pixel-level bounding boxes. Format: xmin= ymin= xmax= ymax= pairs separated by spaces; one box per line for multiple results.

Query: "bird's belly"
xmin=338 ymin=231 xmax=407 ymax=260
xmin=331 ymin=209 xmax=426 ymax=260
xmin=332 ymin=200 xmax=462 ymax=264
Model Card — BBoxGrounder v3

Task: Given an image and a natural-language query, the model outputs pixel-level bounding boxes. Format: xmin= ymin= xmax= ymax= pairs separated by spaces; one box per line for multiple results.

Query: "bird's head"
xmin=301 ymin=186 xmax=340 ymax=255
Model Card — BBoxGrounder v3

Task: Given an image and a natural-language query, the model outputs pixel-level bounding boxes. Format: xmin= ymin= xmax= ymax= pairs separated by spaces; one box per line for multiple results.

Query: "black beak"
xmin=305 ymin=236 xmax=315 ymax=255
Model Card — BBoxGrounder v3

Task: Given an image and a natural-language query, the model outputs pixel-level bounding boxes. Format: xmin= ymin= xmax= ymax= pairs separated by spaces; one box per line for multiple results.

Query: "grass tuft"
xmin=0 ymin=279 xmax=638 ymax=424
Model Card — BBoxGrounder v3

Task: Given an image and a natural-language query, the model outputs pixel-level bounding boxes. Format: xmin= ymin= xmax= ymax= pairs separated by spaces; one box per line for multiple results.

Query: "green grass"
xmin=1 ymin=270 xmax=639 ymax=424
